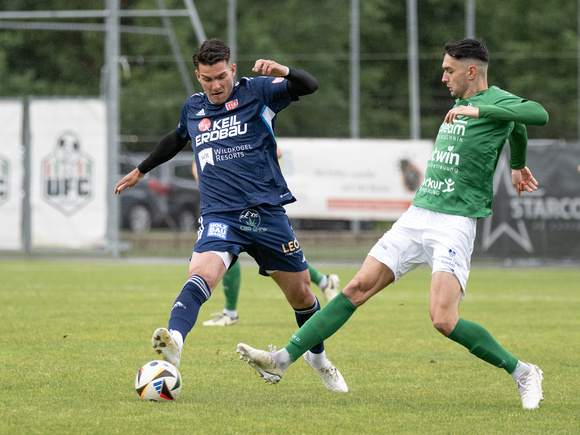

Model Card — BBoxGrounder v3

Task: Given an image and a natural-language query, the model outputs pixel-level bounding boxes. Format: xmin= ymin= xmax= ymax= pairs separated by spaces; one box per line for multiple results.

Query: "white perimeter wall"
xmin=0 ymin=100 xmax=24 ymax=250
xmin=279 ymin=138 xmax=433 ymax=220
xmin=0 ymin=99 xmax=108 ymax=251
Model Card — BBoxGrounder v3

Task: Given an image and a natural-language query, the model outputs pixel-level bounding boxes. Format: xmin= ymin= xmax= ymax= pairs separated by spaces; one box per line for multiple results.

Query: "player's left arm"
xmin=252 ymin=59 xmax=288 ymax=77
xmin=252 ymin=59 xmax=318 ymax=98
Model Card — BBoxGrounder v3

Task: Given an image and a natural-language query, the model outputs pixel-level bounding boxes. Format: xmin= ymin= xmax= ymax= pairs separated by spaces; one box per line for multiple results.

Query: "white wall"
xmin=0 ymin=99 xmax=108 ymax=251
xmin=279 ymin=138 xmax=433 ymax=220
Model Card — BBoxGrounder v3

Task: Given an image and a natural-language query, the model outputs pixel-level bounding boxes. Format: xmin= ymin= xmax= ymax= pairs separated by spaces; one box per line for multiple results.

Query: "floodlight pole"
xmin=465 ymin=0 xmax=475 ymax=39
xmin=406 ymin=0 xmax=420 ymax=140
xmin=228 ymin=0 xmax=237 ymax=66
xmin=105 ymin=0 xmax=121 ymax=258
xmin=350 ymin=0 xmax=360 ymax=140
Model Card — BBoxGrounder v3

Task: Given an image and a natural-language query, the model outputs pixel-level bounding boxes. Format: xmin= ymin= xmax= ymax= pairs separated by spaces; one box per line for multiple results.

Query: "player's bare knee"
xmin=342 ymin=281 xmax=370 ymax=307
xmin=288 ymin=283 xmax=316 ymax=308
xmin=432 ymin=317 xmax=455 ymax=336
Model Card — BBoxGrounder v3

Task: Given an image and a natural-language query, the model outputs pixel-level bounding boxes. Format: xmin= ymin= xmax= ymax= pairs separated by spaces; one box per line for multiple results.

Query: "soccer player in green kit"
xmin=237 ymin=39 xmax=548 ymax=409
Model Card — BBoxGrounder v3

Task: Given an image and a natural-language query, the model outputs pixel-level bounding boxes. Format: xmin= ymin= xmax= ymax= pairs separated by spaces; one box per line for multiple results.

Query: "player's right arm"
xmin=114 ymin=129 xmax=189 ymax=194
xmin=507 ymin=122 xmax=538 ymax=196
xmin=479 ymin=100 xmax=549 ymax=126
xmin=445 ymin=100 xmax=549 ymax=127
xmin=191 ymin=156 xmax=199 ymax=182
xmin=507 ymin=121 xmax=528 ymax=170
xmin=114 ymin=168 xmax=146 ymax=194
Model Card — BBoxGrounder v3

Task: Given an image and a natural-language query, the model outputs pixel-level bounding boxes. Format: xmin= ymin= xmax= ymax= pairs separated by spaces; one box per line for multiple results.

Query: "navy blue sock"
xmin=294 ymin=297 xmax=324 ymax=354
xmin=168 ymin=275 xmax=211 ymax=340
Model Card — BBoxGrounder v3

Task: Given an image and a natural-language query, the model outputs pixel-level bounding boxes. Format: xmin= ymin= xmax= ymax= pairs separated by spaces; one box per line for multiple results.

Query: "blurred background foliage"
xmin=0 ymin=0 xmax=577 ymax=152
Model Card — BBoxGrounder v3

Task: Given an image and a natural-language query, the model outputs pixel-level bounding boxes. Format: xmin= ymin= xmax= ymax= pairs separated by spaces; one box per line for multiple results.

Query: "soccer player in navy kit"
xmin=115 ymin=38 xmax=347 ymax=392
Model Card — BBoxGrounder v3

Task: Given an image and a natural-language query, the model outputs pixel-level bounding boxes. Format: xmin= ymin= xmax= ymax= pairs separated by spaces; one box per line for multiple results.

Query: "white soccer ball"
xmin=135 ymin=360 xmax=182 ymax=401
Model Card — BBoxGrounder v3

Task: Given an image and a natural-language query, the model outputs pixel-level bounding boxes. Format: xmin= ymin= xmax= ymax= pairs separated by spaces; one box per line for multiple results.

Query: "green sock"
xmin=223 ymin=261 xmax=241 ymax=312
xmin=285 ymin=292 xmax=357 ymax=362
xmin=307 ymin=263 xmax=324 ymax=287
xmin=447 ymin=318 xmax=518 ymax=373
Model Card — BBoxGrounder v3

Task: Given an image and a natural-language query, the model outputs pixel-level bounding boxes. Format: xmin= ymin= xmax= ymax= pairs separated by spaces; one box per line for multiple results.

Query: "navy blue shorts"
xmin=193 ymin=204 xmax=308 ymax=276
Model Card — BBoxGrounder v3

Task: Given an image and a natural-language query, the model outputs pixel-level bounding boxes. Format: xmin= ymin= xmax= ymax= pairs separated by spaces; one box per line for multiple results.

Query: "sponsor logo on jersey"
xmin=225 ymin=99 xmax=238 ymax=111
xmin=437 ymin=118 xmax=467 ymax=143
xmin=198 ymin=144 xmax=253 ymax=172
xmin=195 ymin=114 xmax=248 ymax=147
xmin=196 ymin=108 xmax=206 ymax=116
xmin=239 ymin=209 xmax=267 ymax=232
xmin=272 ymin=77 xmax=284 ymax=84
xmin=0 ymin=155 xmax=9 ymax=206
xmin=429 ymin=146 xmax=460 ymax=166
xmin=41 ymin=131 xmax=94 ymax=216
xmin=418 ymin=177 xmax=455 ymax=195
xmin=198 ymin=148 xmax=214 ymax=171
xmin=199 ymin=118 xmax=211 ymax=132
xmin=207 ymin=222 xmax=229 ymax=239
xmin=422 ymin=141 xmax=461 ymax=196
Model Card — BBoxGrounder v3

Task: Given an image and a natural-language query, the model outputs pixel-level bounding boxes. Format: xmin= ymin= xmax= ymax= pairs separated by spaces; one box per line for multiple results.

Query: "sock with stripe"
xmin=168 ymin=274 xmax=211 ymax=341
xmin=294 ymin=296 xmax=324 ymax=353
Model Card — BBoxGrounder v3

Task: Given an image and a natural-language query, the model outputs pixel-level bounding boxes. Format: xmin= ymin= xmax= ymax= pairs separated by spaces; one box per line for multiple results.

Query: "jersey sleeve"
xmin=507 ymin=122 xmax=528 ymax=170
xmin=286 ymin=67 xmax=318 ymax=100
xmin=246 ymin=76 xmax=292 ymax=113
xmin=479 ymin=100 xmax=549 ymax=126
xmin=137 ymin=130 xmax=189 ymax=174
xmin=176 ymin=99 xmax=192 ymax=139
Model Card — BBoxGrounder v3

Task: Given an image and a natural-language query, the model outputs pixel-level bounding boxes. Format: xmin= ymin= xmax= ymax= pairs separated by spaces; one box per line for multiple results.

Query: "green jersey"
xmin=411 ymin=86 xmax=548 ymax=218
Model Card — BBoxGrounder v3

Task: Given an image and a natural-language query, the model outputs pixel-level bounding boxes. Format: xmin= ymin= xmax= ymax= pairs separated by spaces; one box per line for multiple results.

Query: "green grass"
xmin=1 ymin=259 xmax=579 ymax=434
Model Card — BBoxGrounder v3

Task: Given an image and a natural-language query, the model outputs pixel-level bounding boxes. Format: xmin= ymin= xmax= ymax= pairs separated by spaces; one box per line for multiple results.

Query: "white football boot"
xmin=202 ymin=312 xmax=239 ymax=326
xmin=515 ymin=362 xmax=544 ymax=409
xmin=151 ymin=328 xmax=182 ymax=368
xmin=303 ymin=351 xmax=348 ymax=393
xmin=237 ymin=343 xmax=285 ymax=384
xmin=321 ymin=274 xmax=340 ymax=302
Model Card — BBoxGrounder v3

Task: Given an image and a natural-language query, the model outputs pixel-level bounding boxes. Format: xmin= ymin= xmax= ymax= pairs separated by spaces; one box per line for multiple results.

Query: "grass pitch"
xmin=1 ymin=259 xmax=579 ymax=434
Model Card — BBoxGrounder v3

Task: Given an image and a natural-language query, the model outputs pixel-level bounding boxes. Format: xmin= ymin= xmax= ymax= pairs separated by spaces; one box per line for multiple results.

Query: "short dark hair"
xmin=192 ymin=38 xmax=231 ymax=67
xmin=444 ymin=39 xmax=489 ymax=63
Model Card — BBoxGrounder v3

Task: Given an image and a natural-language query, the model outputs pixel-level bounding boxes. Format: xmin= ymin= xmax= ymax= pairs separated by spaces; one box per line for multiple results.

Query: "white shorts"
xmin=368 ymin=205 xmax=476 ymax=294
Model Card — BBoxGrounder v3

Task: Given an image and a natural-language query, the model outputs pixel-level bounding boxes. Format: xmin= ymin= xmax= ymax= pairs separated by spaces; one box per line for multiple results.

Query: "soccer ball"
xmin=135 ymin=360 xmax=182 ymax=401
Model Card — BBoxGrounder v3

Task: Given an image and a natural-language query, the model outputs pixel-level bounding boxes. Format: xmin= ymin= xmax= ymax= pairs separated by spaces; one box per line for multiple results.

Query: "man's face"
xmin=195 ymin=60 xmax=236 ymax=105
xmin=441 ymin=54 xmax=470 ymax=99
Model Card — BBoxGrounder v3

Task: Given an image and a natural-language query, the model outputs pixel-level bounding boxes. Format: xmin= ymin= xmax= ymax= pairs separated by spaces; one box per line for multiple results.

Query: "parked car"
xmin=119 ymin=152 xmax=201 ymax=233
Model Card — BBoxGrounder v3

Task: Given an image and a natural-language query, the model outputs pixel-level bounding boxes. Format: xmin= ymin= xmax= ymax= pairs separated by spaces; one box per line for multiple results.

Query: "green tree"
xmin=0 ymin=0 xmax=577 ymax=148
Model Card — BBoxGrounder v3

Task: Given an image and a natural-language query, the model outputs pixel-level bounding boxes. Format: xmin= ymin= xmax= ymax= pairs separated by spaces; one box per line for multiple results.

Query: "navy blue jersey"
xmin=176 ymin=76 xmax=295 ymax=214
